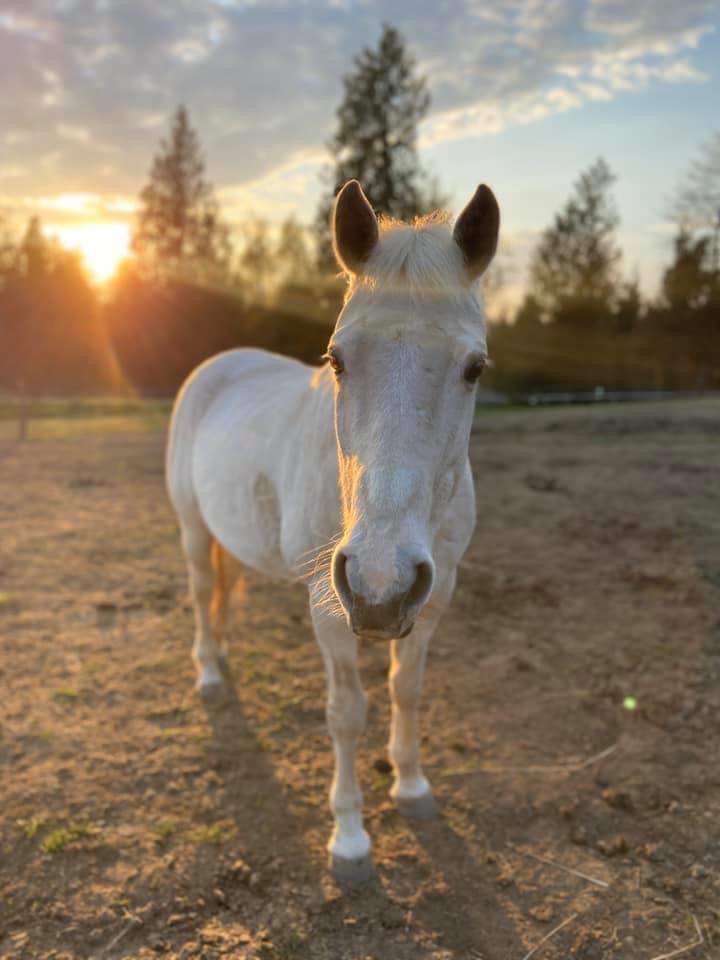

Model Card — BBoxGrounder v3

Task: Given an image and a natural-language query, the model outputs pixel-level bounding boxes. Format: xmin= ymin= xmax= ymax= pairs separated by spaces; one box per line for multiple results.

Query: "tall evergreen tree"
xmin=0 ymin=218 xmax=119 ymax=393
xmin=530 ymin=158 xmax=621 ymax=328
xmin=657 ymin=231 xmax=717 ymax=334
xmin=132 ymin=105 xmax=231 ymax=279
xmin=671 ymin=130 xmax=720 ymax=235
xmin=276 ymin=216 xmax=314 ymax=288
xmin=316 ymin=24 xmax=444 ymax=262
xmin=236 ymin=219 xmax=273 ymax=304
xmin=514 ymin=293 xmax=543 ymax=332
xmin=670 ymin=132 xmax=720 ymax=330
xmin=612 ymin=277 xmax=643 ymax=334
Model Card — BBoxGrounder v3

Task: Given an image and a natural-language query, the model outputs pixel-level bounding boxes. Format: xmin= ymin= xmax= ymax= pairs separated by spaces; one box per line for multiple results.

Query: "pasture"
xmin=1 ymin=398 xmax=719 ymax=959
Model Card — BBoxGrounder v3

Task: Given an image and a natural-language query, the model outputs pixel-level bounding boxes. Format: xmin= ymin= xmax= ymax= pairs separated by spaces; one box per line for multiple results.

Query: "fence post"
xmin=17 ymin=380 xmax=28 ymax=442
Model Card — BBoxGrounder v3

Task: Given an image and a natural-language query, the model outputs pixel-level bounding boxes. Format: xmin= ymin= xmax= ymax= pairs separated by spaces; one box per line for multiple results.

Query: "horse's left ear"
xmin=453 ymin=184 xmax=500 ymax=280
xmin=332 ymin=180 xmax=379 ymax=275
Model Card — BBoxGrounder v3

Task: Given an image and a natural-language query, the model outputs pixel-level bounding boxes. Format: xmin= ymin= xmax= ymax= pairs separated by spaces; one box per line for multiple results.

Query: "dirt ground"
xmin=1 ymin=398 xmax=719 ymax=960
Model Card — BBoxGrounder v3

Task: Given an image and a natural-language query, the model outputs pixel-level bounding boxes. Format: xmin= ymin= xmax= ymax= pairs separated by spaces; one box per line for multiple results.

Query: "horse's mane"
xmin=345 ymin=210 xmax=471 ymax=303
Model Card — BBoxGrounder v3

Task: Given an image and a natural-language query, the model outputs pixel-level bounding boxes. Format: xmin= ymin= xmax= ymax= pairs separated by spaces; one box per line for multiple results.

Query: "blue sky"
xmin=0 ymin=0 xmax=719 ymax=298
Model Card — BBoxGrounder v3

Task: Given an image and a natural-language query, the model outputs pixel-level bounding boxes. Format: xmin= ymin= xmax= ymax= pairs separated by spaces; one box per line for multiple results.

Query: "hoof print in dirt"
xmin=330 ymin=852 xmax=376 ymax=887
xmin=395 ymin=792 xmax=439 ymax=820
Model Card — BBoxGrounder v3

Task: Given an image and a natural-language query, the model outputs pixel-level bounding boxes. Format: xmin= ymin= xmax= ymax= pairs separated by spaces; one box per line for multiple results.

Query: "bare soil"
xmin=1 ymin=398 xmax=719 ymax=960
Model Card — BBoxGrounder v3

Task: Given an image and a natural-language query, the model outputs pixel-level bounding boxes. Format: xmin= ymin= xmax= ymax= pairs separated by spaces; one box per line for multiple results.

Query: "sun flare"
xmin=45 ymin=221 xmax=131 ymax=283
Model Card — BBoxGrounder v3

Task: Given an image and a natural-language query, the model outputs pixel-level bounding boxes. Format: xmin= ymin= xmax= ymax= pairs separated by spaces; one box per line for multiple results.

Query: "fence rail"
xmin=477 ymin=387 xmax=720 ymax=407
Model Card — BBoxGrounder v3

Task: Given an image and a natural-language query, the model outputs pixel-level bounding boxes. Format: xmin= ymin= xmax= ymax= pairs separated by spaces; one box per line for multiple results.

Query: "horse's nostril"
xmin=404 ymin=559 xmax=434 ymax=615
xmin=331 ymin=549 xmax=353 ymax=613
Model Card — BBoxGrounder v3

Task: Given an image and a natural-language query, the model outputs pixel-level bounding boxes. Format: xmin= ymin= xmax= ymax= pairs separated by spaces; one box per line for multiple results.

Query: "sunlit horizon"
xmin=44 ymin=221 xmax=131 ymax=284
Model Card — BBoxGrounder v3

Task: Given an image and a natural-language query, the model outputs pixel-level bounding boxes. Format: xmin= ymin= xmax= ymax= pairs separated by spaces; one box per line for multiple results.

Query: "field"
xmin=1 ymin=398 xmax=719 ymax=960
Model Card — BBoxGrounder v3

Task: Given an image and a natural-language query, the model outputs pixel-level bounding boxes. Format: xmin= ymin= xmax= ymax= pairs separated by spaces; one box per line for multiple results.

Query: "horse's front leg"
xmin=388 ymin=581 xmax=453 ymax=819
xmin=310 ymin=606 xmax=372 ymax=885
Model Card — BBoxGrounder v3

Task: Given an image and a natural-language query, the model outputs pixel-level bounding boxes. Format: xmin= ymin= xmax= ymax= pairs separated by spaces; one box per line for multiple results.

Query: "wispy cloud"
xmin=0 ymin=0 xmax=717 ymax=217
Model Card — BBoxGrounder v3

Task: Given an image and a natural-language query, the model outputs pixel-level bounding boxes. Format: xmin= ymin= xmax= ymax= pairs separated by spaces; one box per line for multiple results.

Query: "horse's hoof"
xmin=395 ymin=792 xmax=439 ymax=820
xmin=330 ymin=852 xmax=375 ymax=887
xmin=197 ymin=678 xmax=226 ymax=703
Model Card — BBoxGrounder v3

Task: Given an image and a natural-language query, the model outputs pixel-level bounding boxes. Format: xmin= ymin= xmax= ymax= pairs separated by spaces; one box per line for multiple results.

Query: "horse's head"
xmin=327 ymin=180 xmax=500 ymax=639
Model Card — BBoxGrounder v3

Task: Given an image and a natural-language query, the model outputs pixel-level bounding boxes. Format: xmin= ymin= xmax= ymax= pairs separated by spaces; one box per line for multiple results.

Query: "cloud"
xmin=0 ymin=190 xmax=138 ymax=227
xmin=0 ymin=0 xmax=717 ymax=219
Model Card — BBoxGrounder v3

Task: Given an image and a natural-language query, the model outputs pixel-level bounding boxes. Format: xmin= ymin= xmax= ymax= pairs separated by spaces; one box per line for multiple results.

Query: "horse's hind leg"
xmin=209 ymin=541 xmax=245 ymax=661
xmin=180 ymin=517 xmax=225 ymax=693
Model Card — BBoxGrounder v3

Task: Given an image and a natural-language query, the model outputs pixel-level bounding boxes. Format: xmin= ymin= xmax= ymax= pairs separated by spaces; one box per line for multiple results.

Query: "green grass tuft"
xmin=153 ymin=818 xmax=177 ymax=843
xmin=187 ymin=819 xmax=237 ymax=845
xmin=41 ymin=822 xmax=91 ymax=854
xmin=17 ymin=815 xmax=47 ymax=839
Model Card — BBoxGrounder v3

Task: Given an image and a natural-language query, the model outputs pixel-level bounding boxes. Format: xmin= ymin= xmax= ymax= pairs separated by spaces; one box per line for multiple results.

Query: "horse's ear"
xmin=332 ymin=180 xmax=379 ymax=275
xmin=453 ymin=184 xmax=500 ymax=280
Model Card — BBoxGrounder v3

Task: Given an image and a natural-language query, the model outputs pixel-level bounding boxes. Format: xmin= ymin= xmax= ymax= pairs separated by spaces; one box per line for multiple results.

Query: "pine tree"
xmin=514 ymin=294 xmax=543 ymax=332
xmin=237 ymin=219 xmax=273 ymax=304
xmin=671 ymin=130 xmax=720 ymax=234
xmin=529 ymin=158 xmax=621 ymax=328
xmin=276 ymin=217 xmax=314 ymax=287
xmin=0 ymin=219 xmax=118 ymax=393
xmin=316 ymin=24 xmax=444 ymax=263
xmin=660 ymin=232 xmax=713 ymax=330
xmin=132 ymin=106 xmax=231 ymax=280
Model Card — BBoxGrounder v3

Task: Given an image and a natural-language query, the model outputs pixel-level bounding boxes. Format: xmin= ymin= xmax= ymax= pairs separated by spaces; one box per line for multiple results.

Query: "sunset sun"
xmin=46 ymin=222 xmax=131 ymax=283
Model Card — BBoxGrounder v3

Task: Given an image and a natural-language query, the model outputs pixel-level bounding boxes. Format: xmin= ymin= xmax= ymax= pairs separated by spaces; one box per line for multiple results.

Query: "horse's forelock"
xmin=343 ymin=214 xmax=473 ymax=307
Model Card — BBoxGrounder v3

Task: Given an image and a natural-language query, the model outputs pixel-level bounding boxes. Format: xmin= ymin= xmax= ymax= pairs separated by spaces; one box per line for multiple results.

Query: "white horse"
xmin=166 ymin=179 xmax=500 ymax=885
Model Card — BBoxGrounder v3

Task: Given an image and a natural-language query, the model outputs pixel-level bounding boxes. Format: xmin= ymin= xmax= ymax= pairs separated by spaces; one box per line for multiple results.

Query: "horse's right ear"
xmin=332 ymin=180 xmax=379 ymax=275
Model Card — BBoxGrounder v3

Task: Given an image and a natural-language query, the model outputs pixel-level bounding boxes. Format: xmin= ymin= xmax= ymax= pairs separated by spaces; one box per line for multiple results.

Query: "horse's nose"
xmin=332 ymin=548 xmax=434 ymax=637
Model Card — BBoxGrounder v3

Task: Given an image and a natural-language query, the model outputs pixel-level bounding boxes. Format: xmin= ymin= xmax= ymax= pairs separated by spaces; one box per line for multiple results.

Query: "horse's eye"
xmin=324 ymin=349 xmax=345 ymax=376
xmin=463 ymin=355 xmax=486 ymax=384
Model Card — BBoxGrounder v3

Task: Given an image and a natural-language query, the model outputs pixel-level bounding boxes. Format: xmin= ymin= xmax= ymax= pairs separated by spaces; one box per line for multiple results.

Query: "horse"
xmin=166 ymin=179 xmax=500 ymax=885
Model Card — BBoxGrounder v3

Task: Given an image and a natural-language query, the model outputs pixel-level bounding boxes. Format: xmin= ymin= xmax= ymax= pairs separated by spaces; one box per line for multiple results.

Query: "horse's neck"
xmin=281 ymin=366 xmax=341 ymax=552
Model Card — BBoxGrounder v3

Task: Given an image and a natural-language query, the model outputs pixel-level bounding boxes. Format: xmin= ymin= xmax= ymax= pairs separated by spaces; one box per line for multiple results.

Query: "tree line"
xmin=0 ymin=24 xmax=718 ymax=397
xmin=491 ymin=148 xmax=720 ymax=393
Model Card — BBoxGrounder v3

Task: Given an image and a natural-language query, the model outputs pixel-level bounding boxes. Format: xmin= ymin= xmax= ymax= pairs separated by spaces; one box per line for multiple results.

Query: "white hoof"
xmin=196 ymin=666 xmax=224 ymax=699
xmin=395 ymin=791 xmax=439 ymax=820
xmin=330 ymin=851 xmax=375 ymax=887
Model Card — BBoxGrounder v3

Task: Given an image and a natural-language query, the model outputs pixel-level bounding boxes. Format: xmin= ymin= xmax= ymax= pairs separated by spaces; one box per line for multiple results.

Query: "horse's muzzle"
xmin=332 ymin=548 xmax=434 ymax=637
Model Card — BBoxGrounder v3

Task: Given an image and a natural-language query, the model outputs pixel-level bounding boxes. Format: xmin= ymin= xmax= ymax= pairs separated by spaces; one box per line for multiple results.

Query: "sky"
xmin=1 ymin=0 xmax=719 ymax=299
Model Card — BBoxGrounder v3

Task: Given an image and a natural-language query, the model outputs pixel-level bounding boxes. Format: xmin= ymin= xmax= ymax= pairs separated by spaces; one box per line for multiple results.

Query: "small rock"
xmin=641 ymin=842 xmax=665 ymax=863
xmin=525 ymin=473 xmax=561 ymax=493
xmin=596 ymin=834 xmax=628 ymax=857
xmin=213 ymin=887 xmax=227 ymax=906
xmin=601 ymin=787 xmax=634 ymax=812
xmin=228 ymin=859 xmax=252 ymax=883
xmin=529 ymin=904 xmax=555 ymax=923
xmin=570 ymin=825 xmax=588 ymax=846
